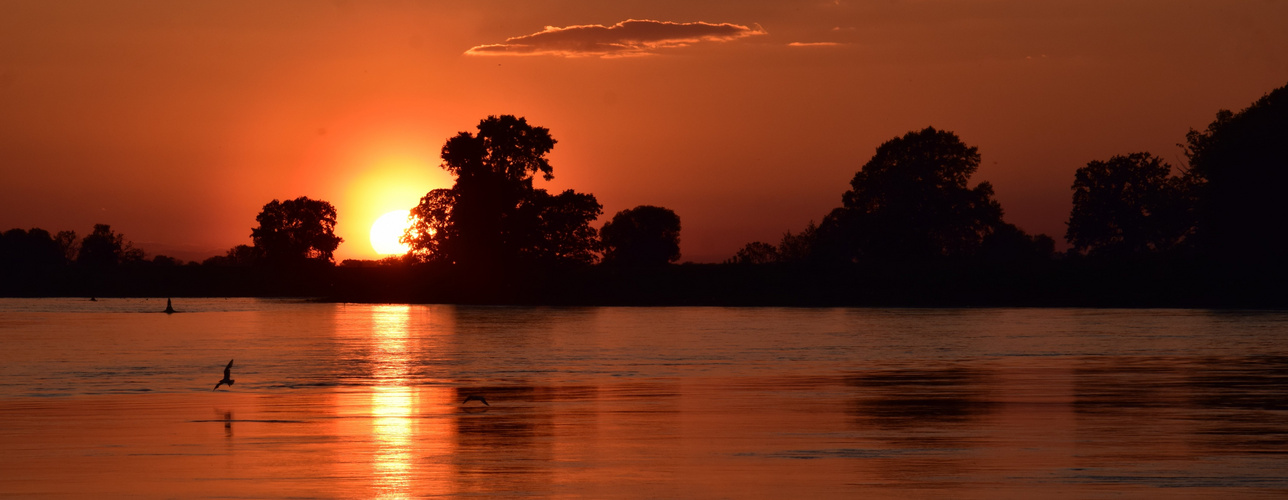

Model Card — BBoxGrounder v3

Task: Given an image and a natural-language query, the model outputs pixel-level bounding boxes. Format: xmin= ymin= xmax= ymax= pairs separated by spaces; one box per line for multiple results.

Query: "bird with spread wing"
xmin=213 ymin=359 xmax=235 ymax=390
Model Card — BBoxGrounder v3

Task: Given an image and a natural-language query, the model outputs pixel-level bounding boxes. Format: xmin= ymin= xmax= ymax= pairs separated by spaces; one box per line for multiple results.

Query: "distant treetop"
xmin=251 ymin=197 xmax=343 ymax=264
xmin=1066 ymin=152 xmax=1193 ymax=256
xmin=76 ymin=224 xmax=143 ymax=268
xmin=600 ymin=205 xmax=682 ymax=266
xmin=817 ymin=127 xmax=1007 ymax=262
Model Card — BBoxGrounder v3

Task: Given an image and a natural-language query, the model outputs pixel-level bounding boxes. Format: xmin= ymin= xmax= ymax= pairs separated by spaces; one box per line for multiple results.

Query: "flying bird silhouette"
xmin=462 ymin=394 xmax=489 ymax=406
xmin=213 ymin=359 xmax=235 ymax=390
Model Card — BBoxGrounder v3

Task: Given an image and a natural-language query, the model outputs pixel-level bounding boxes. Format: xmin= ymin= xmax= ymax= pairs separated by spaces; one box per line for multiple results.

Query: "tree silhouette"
xmin=1 ymin=228 xmax=77 ymax=295
xmin=251 ymin=197 xmax=342 ymax=264
xmin=202 ymin=244 xmax=261 ymax=267
xmin=727 ymin=222 xmax=819 ymax=265
xmin=517 ymin=189 xmax=602 ymax=265
xmin=1 ymin=228 xmax=73 ymax=270
xmin=1184 ymin=82 xmax=1288 ymax=265
xmin=405 ymin=116 xmax=601 ymax=267
xmin=442 ymin=115 xmax=555 ymax=184
xmin=776 ymin=222 xmax=818 ymax=264
xmin=817 ymin=127 xmax=1005 ymax=262
xmin=150 ymin=254 xmax=181 ymax=266
xmin=53 ymin=230 xmax=77 ymax=261
xmin=600 ymin=205 xmax=681 ymax=266
xmin=980 ymin=223 xmax=1055 ymax=263
xmin=729 ymin=241 xmax=778 ymax=264
xmin=404 ymin=189 xmax=456 ymax=262
xmin=1066 ymin=152 xmax=1194 ymax=256
xmin=76 ymin=224 xmax=142 ymax=268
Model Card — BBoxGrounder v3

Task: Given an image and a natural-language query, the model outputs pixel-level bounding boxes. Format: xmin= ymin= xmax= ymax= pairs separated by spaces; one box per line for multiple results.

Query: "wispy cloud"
xmin=788 ymin=42 xmax=845 ymax=48
xmin=466 ymin=19 xmax=766 ymax=58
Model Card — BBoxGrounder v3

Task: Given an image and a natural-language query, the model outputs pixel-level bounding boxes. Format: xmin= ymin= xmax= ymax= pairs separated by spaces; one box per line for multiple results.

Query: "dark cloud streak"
xmin=466 ymin=19 xmax=765 ymax=57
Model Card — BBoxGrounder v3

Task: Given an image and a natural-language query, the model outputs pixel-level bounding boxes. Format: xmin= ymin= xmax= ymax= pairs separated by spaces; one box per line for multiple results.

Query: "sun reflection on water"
xmin=370 ymin=305 xmax=415 ymax=499
xmin=366 ymin=304 xmax=456 ymax=498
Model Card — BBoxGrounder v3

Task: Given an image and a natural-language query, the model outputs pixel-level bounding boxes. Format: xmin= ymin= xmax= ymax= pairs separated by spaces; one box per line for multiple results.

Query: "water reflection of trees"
xmin=448 ymin=384 xmax=611 ymax=496
xmin=1073 ymin=355 xmax=1288 ymax=469
xmin=1185 ymin=356 xmax=1288 ymax=454
xmin=454 ymin=386 xmax=549 ymax=443
xmin=1072 ymin=356 xmax=1193 ymax=468
xmin=847 ymin=366 xmax=996 ymax=430
xmin=843 ymin=365 xmax=997 ymax=486
xmin=445 ymin=381 xmax=686 ymax=496
xmin=449 ymin=306 xmax=598 ymax=334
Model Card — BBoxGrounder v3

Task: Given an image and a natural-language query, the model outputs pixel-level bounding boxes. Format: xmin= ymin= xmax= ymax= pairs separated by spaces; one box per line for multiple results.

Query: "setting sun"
xmin=370 ymin=210 xmax=412 ymax=255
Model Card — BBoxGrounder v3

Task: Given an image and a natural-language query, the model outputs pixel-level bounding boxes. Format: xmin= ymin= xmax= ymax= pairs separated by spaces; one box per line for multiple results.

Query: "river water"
xmin=1 ymin=298 xmax=1285 ymax=498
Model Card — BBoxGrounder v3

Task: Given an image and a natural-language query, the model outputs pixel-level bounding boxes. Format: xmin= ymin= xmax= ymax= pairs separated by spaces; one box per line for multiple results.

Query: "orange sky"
xmin=1 ymin=1 xmax=1286 ymax=262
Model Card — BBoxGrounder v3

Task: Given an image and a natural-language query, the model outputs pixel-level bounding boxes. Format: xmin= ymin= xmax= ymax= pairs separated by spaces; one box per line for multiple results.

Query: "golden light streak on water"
xmin=366 ymin=304 xmax=458 ymax=498
xmin=371 ymin=305 xmax=414 ymax=499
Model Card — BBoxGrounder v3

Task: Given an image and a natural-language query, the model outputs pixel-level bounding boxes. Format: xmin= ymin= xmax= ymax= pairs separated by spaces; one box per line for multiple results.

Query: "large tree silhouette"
xmin=817 ymin=127 xmax=1008 ymax=262
xmin=405 ymin=115 xmax=601 ymax=267
xmin=1185 ymin=82 xmax=1288 ymax=266
xmin=518 ymin=189 xmax=602 ymax=264
xmin=1 ymin=228 xmax=76 ymax=294
xmin=404 ymin=189 xmax=456 ymax=261
xmin=1066 ymin=152 xmax=1194 ymax=256
xmin=76 ymin=224 xmax=143 ymax=268
xmin=1 ymin=228 xmax=74 ymax=269
xmin=251 ymin=197 xmax=342 ymax=264
xmin=600 ymin=205 xmax=681 ymax=266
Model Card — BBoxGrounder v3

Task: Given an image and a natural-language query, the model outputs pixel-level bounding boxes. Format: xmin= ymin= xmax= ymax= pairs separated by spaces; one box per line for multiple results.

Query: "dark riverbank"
xmin=5 ymin=259 xmax=1285 ymax=308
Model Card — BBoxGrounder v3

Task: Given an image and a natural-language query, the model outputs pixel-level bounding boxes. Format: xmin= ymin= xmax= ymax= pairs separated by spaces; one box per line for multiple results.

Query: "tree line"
xmin=730 ymin=81 xmax=1287 ymax=273
xmin=708 ymin=81 xmax=1287 ymax=306
xmin=0 ymin=115 xmax=685 ymax=297
xmin=3 ymin=81 xmax=1285 ymax=304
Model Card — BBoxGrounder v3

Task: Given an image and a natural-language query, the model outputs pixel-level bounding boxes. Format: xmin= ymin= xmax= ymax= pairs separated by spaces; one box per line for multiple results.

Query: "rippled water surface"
xmin=2 ymin=298 xmax=1286 ymax=498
